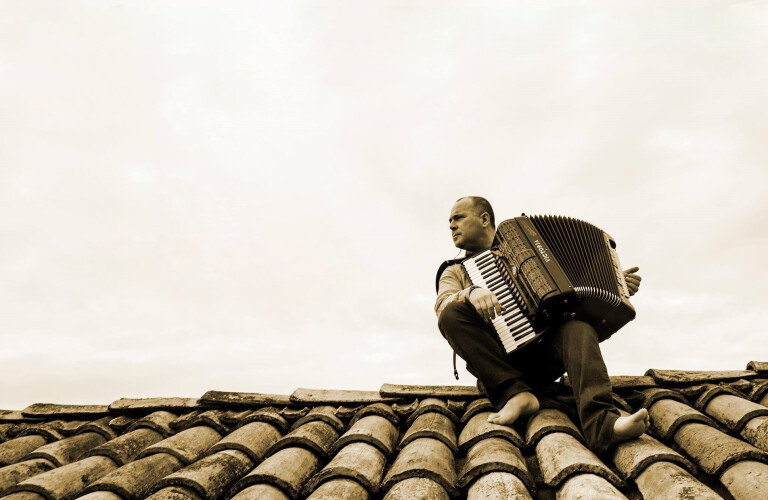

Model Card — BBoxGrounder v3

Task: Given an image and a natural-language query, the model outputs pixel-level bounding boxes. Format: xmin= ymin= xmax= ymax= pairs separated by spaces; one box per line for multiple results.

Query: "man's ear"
xmin=481 ymin=212 xmax=491 ymax=227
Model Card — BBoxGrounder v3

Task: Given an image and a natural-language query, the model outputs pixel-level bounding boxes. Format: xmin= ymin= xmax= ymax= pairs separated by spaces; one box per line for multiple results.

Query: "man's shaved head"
xmin=456 ymin=196 xmax=495 ymax=227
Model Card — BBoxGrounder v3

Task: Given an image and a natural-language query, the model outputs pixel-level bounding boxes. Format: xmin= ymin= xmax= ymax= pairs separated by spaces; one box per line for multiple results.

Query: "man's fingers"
xmin=623 ymin=266 xmax=639 ymax=274
xmin=492 ymin=296 xmax=503 ymax=316
xmin=625 ymin=276 xmax=641 ymax=286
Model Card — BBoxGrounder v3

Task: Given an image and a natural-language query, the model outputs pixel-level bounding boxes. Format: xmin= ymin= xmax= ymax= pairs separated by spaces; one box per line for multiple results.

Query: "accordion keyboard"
xmin=462 ymin=249 xmax=537 ymax=354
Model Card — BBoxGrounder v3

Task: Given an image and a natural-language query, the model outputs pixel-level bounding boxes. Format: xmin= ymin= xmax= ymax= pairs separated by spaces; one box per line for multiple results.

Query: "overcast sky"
xmin=2 ymin=1 xmax=767 ymax=409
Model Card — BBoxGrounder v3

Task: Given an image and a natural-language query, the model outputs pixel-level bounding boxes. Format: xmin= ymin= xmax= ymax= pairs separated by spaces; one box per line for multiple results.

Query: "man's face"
xmin=449 ymin=198 xmax=488 ymax=251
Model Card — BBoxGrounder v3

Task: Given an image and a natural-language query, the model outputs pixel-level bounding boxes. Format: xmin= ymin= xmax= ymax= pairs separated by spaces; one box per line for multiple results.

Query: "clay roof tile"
xmin=207 ymin=421 xmax=282 ymax=462
xmin=81 ymin=452 xmax=184 ymax=499
xmin=149 ymin=449 xmax=253 ymax=499
xmin=305 ymin=441 xmax=386 ymax=494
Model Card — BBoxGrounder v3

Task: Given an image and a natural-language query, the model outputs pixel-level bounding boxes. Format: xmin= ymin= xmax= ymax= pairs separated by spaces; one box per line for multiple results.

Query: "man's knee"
xmin=438 ymin=300 xmax=475 ymax=333
xmin=557 ymin=320 xmax=600 ymax=348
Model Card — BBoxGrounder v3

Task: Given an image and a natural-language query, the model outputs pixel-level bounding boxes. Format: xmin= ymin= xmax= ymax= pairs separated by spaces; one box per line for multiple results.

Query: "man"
xmin=435 ymin=196 xmax=648 ymax=452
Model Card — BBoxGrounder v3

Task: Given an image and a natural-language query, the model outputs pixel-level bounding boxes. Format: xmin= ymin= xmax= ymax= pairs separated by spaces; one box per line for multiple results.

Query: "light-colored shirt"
xmin=434 ymin=262 xmax=473 ymax=318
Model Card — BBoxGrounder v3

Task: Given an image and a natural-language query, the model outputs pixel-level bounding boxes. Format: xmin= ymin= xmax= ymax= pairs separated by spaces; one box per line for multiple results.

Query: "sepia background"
xmin=2 ymin=1 xmax=767 ymax=409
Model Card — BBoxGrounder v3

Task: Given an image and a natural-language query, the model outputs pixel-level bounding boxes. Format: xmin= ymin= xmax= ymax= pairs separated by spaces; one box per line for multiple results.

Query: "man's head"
xmin=449 ymin=196 xmax=496 ymax=252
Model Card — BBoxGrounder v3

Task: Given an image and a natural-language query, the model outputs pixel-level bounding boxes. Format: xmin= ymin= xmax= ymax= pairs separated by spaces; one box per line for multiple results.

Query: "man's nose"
xmin=449 ymin=221 xmax=457 ymax=230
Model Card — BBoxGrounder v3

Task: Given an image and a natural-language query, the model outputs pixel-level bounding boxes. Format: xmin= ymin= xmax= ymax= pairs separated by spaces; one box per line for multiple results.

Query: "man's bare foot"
xmin=612 ymin=408 xmax=649 ymax=443
xmin=488 ymin=391 xmax=540 ymax=426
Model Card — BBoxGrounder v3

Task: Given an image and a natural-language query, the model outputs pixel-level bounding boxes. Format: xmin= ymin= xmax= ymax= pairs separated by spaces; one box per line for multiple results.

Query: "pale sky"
xmin=2 ymin=1 xmax=767 ymax=410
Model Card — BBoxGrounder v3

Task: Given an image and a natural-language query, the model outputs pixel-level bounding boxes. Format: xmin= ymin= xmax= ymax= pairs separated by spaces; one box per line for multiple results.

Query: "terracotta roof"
xmin=2 ymin=363 xmax=768 ymax=499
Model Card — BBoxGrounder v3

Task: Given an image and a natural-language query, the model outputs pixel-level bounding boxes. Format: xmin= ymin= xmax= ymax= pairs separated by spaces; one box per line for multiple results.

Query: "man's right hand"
xmin=468 ymin=287 xmax=504 ymax=322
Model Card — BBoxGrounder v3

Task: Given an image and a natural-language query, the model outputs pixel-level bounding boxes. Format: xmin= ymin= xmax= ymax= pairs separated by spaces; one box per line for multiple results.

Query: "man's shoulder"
xmin=435 ymin=258 xmax=465 ymax=293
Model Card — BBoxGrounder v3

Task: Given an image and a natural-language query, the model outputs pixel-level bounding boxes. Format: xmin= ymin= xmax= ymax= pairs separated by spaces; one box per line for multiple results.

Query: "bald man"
xmin=435 ymin=196 xmax=647 ymax=452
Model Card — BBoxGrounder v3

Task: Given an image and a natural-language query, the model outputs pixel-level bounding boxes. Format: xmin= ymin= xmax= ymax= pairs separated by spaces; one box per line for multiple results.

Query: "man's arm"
xmin=435 ymin=264 xmax=504 ymax=321
xmin=434 ymin=265 xmax=473 ymax=317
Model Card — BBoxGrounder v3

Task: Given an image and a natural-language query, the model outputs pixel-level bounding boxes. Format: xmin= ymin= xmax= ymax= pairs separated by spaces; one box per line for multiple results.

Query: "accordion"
xmin=461 ymin=214 xmax=635 ymax=354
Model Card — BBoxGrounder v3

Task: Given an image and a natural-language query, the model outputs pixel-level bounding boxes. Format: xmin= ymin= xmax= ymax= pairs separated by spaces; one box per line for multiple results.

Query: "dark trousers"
xmin=438 ymin=300 xmax=620 ymax=451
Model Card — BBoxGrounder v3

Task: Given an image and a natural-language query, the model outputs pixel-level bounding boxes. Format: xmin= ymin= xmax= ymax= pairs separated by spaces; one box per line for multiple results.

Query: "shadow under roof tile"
xmin=645 ymin=369 xmax=758 ymax=385
xmin=239 ymin=407 xmax=288 ymax=433
xmin=229 ymin=483 xmax=290 ymax=500
xmin=305 ymin=441 xmax=386 ymax=494
xmin=406 ymin=399 xmax=457 ymax=427
xmin=0 ymin=436 xmax=48 ymax=467
xmin=306 ymin=477 xmax=369 ymax=500
xmin=330 ymin=415 xmax=398 ymax=457
xmin=461 ymin=399 xmax=495 ymax=424
xmin=88 ymin=427 xmax=164 ymax=466
xmin=138 ymin=426 xmax=222 ymax=465
xmin=289 ymin=406 xmax=344 ymax=433
xmin=647 ymin=399 xmax=717 ymax=440
xmin=382 ymin=438 xmax=458 ymax=497
xmin=230 ymin=446 xmax=320 ymax=499
xmin=612 ymin=433 xmax=694 ymax=480
xmin=720 ymin=460 xmax=768 ymax=500
xmin=208 ymin=421 xmax=282 ymax=462
xmin=458 ymin=412 xmax=524 ymax=453
xmin=109 ymin=398 xmax=200 ymax=413
xmin=382 ymin=477 xmax=449 ymax=500
xmin=701 ymin=393 xmax=768 ymax=432
xmin=525 ymin=409 xmax=583 ymax=448
xmin=535 ymin=432 xmax=623 ymax=488
xmin=199 ymin=391 xmax=292 ymax=408
xmin=27 ymin=432 xmax=107 ymax=467
xmin=674 ymin=422 xmax=768 ymax=475
xmin=457 ymin=437 xmax=533 ymax=492
xmin=145 ymin=485 xmax=201 ymax=500
xmin=8 ymin=455 xmax=117 ymax=499
xmin=81 ymin=452 xmax=184 ymax=499
xmin=447 ymin=399 xmax=467 ymax=415
xmin=348 ymin=403 xmax=398 ymax=427
xmin=126 ymin=411 xmax=177 ymax=437
xmin=150 ymin=449 xmax=253 ymax=500
xmin=741 ymin=415 xmax=768 ymax=452
xmin=398 ymin=412 xmax=457 ymax=454
xmin=466 ymin=471 xmax=532 ymax=500
xmin=267 ymin=420 xmax=339 ymax=458
xmin=747 ymin=361 xmax=768 ymax=374
xmin=634 ymin=461 xmax=720 ymax=500
xmin=290 ymin=388 xmax=400 ymax=404
xmin=0 ymin=459 xmax=56 ymax=494
xmin=556 ymin=473 xmax=627 ymax=500
xmin=21 ymin=404 xmax=111 ymax=419
xmin=380 ymin=383 xmax=481 ymax=399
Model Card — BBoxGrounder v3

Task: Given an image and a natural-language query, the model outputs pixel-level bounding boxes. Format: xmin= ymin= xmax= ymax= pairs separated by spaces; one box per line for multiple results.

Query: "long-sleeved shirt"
xmin=434 ymin=261 xmax=473 ymax=318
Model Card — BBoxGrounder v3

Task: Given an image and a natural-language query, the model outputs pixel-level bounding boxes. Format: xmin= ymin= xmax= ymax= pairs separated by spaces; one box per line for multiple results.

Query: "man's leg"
xmin=547 ymin=320 xmax=620 ymax=451
xmin=438 ymin=301 xmax=531 ymax=409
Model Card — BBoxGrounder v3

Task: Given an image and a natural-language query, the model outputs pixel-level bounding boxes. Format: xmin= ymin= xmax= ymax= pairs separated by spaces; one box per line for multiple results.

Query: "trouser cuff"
xmin=492 ymin=379 xmax=533 ymax=410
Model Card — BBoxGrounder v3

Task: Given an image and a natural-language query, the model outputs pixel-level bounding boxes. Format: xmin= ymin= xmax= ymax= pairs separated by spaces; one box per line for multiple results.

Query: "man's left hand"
xmin=623 ymin=266 xmax=641 ymax=296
